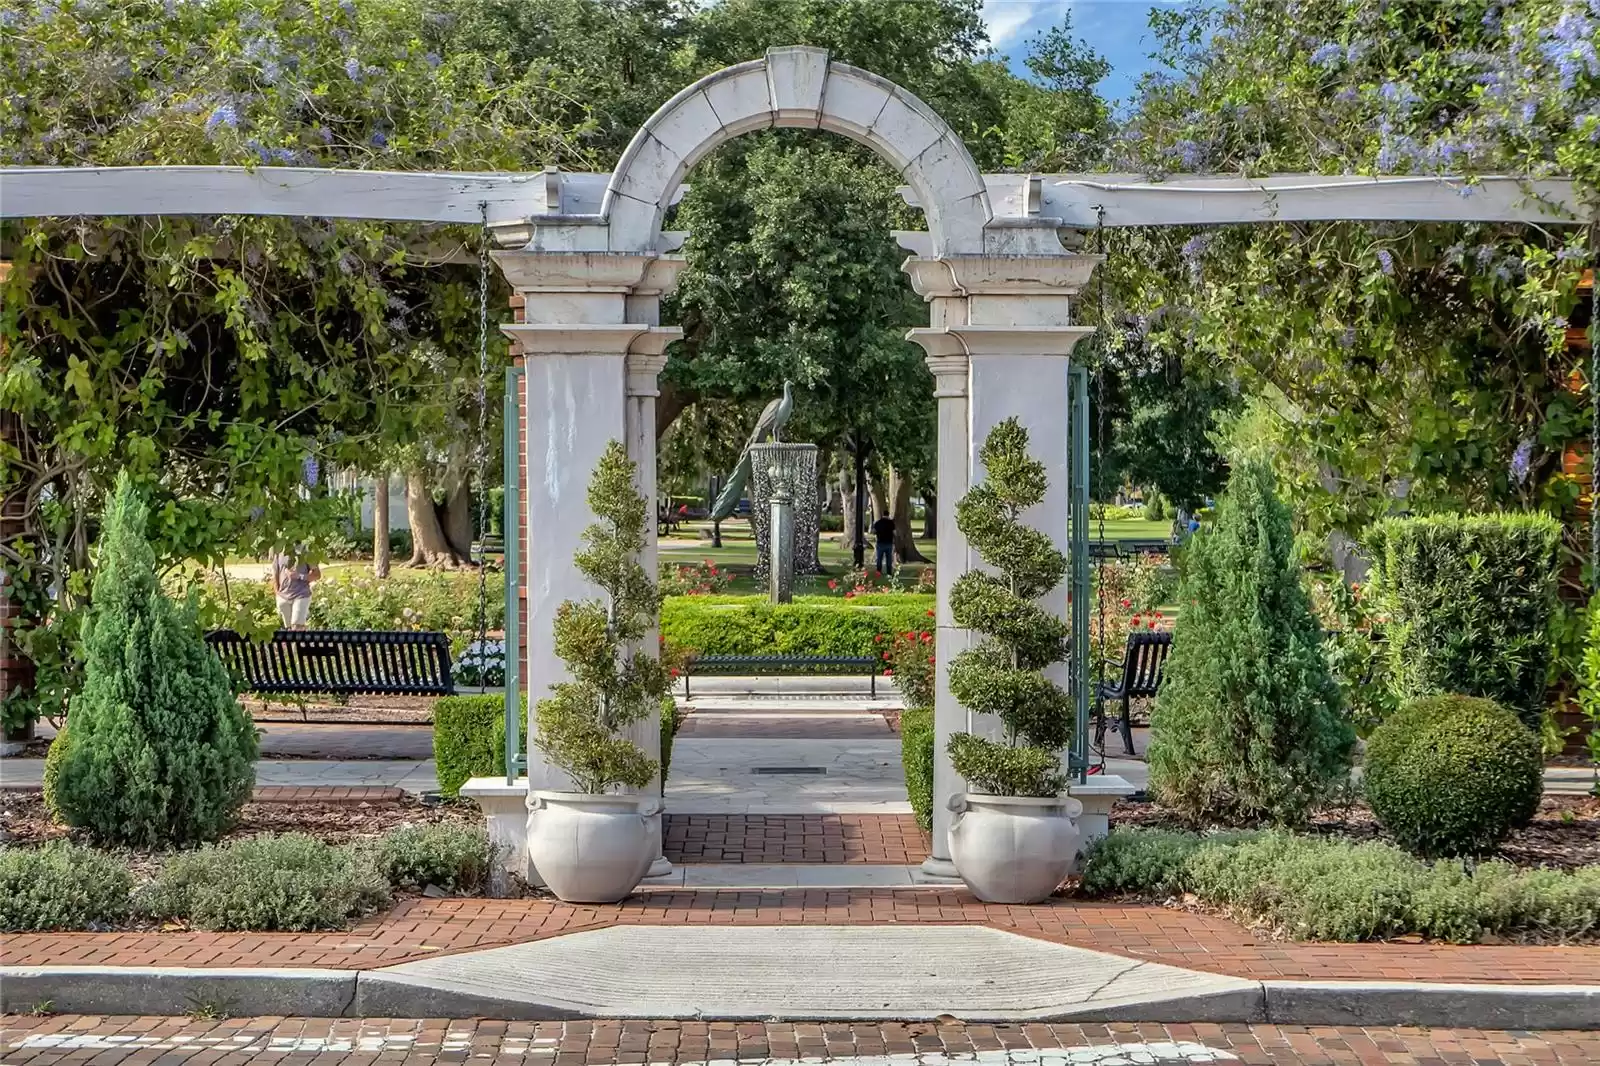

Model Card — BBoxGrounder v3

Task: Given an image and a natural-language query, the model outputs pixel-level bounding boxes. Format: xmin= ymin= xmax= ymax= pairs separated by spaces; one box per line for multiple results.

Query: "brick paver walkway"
xmin=664 ymin=814 xmax=928 ymax=864
xmin=4 ymin=1016 xmax=1597 ymax=1064
xmin=4 ymin=891 xmax=1595 ymax=984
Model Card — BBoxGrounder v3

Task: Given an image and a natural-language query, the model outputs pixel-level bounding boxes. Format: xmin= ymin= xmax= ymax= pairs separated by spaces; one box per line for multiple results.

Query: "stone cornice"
xmin=501 ymin=324 xmax=648 ymax=356
xmin=491 ymin=251 xmax=665 ymax=293
xmin=907 ymin=325 xmax=1096 ymax=358
xmin=902 ymin=255 xmax=1103 ymax=300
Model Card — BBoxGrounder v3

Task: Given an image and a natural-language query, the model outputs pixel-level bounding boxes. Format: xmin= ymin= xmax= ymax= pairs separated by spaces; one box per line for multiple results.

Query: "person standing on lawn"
xmin=872 ymin=513 xmax=896 ymax=576
xmin=271 ymin=546 xmax=320 ymax=629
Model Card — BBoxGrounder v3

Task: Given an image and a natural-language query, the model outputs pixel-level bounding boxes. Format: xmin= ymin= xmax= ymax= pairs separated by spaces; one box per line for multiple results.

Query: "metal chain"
xmin=472 ymin=202 xmax=492 ymax=653
xmin=1093 ymin=208 xmax=1109 ymax=768
xmin=1591 ymin=226 xmax=1599 ymax=591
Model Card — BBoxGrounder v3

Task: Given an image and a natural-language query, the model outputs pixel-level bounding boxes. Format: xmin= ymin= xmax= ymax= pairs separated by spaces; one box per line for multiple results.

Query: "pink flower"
xmin=828 ymin=580 xmax=839 ymax=590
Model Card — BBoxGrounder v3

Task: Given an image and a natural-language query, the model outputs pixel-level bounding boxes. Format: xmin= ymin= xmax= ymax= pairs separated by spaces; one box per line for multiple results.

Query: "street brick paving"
xmin=4 ymin=891 xmax=1596 ymax=984
xmin=664 ymin=814 xmax=928 ymax=864
xmin=4 ymin=1016 xmax=1598 ymax=1064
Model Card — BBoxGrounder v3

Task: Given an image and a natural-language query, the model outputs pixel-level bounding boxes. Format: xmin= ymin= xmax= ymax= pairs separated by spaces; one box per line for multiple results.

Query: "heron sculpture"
xmin=710 ymin=380 xmax=794 ymax=522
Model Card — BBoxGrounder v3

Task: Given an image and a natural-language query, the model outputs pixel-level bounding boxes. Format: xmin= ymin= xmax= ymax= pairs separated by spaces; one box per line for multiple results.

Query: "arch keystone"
xmin=765 ymin=46 xmax=829 ymax=127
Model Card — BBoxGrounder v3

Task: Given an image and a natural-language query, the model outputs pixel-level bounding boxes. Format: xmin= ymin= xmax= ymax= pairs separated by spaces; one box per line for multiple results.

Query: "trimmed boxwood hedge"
xmin=435 ymin=692 xmax=681 ymax=797
xmin=662 ymin=595 xmax=936 ymax=658
xmin=900 ymin=707 xmax=935 ymax=832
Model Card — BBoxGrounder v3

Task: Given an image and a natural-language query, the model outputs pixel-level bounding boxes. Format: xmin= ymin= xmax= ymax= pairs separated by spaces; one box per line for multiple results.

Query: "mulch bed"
xmin=0 ymin=791 xmax=476 ymax=850
xmin=1111 ymin=793 xmax=1600 ymax=870
xmin=247 ymin=693 xmax=438 ymax=724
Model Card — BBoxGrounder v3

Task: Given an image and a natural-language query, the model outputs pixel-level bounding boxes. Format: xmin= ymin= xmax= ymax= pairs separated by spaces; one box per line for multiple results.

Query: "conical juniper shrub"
xmin=52 ymin=472 xmax=257 ymax=847
xmin=946 ymin=418 xmax=1073 ymax=796
xmin=1147 ymin=461 xmax=1353 ymax=826
xmin=533 ymin=442 xmax=669 ymax=794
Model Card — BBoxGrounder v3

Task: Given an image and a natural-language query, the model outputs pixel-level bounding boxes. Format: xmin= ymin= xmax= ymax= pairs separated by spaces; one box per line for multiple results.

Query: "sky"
xmin=980 ymin=0 xmax=1188 ymax=105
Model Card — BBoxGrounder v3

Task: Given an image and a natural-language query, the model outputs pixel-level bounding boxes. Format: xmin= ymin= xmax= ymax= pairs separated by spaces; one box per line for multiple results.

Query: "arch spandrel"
xmin=601 ymin=47 xmax=992 ymax=257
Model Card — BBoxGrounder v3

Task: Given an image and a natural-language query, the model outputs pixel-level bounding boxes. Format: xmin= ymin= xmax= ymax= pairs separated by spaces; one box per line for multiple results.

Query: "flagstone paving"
xmin=4 ymin=1016 xmax=1598 ymax=1064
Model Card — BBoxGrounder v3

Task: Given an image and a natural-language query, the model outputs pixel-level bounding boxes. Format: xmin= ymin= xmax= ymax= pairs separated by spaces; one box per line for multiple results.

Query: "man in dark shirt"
xmin=871 ymin=514 xmax=895 ymax=576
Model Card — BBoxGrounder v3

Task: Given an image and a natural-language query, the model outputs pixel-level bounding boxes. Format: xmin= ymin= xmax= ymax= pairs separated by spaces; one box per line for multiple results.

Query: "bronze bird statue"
xmin=711 ymin=381 xmax=794 ymax=522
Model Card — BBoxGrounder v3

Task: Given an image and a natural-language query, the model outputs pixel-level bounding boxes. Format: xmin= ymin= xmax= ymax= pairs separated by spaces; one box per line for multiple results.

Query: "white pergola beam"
xmin=907 ymin=173 xmax=1591 ymax=228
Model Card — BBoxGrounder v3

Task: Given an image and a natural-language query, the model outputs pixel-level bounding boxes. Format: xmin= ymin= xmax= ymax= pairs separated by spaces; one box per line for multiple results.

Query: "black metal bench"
xmin=1095 ymin=630 xmax=1172 ymax=755
xmin=206 ymin=629 xmax=456 ymax=697
xmin=1119 ymin=538 xmax=1173 ymax=556
xmin=683 ymin=654 xmax=879 ymax=698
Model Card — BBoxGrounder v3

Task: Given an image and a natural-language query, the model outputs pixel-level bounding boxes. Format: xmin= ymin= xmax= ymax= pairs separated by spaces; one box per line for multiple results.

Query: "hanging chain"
xmin=472 ymin=202 xmax=493 ymax=654
xmin=1093 ymin=207 xmax=1110 ymax=766
xmin=1591 ymin=225 xmax=1599 ymax=592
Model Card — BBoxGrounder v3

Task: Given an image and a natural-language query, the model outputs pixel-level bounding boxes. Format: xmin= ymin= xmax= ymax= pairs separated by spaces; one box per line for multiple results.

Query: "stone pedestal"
xmin=459 ymin=778 xmax=532 ymax=896
xmin=751 ymin=443 xmax=819 ymax=580
xmin=1068 ymin=774 xmax=1138 ymax=871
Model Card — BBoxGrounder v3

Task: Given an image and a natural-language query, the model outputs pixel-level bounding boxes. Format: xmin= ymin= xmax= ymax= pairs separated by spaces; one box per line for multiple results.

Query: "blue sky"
xmin=981 ymin=0 xmax=1187 ymax=105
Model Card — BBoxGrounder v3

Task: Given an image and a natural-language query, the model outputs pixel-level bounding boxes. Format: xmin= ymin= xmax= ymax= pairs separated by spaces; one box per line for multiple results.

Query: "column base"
xmin=917 ymin=855 xmax=961 ymax=882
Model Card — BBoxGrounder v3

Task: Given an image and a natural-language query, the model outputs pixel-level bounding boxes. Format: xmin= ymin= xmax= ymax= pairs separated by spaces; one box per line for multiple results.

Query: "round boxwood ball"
xmin=1363 ymin=694 xmax=1542 ymax=857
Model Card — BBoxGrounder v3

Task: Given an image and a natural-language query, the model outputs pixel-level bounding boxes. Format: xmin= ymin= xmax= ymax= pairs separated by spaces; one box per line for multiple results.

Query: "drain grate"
xmin=750 ymin=766 xmax=826 ymax=775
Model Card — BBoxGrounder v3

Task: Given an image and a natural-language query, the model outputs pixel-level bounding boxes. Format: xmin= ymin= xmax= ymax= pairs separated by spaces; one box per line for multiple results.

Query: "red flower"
xmin=903 ymin=632 xmax=914 ymax=640
xmin=927 ymin=655 xmax=935 ymax=664
xmin=1131 ymin=614 xmax=1142 ymax=625
xmin=1120 ymin=598 xmax=1131 ymax=609
xmin=669 ymin=668 xmax=680 ymax=678
xmin=1148 ymin=619 xmax=1158 ymax=630
xmin=883 ymin=668 xmax=893 ymax=676
xmin=873 ymin=569 xmax=881 ymax=578
xmin=828 ymin=579 xmax=839 ymax=590
xmin=926 ymin=609 xmax=935 ymax=618
xmin=874 ymin=633 xmax=884 ymax=643
xmin=845 ymin=591 xmax=856 ymax=600
xmin=921 ymin=632 xmax=932 ymax=643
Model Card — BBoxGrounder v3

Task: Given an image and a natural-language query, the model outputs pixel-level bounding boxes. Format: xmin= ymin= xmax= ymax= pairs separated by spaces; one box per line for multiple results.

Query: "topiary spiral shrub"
xmin=1363 ymin=694 xmax=1543 ymax=857
xmin=945 ymin=418 xmax=1073 ymax=796
xmin=52 ymin=472 xmax=258 ymax=847
xmin=534 ymin=441 xmax=670 ymax=794
xmin=1148 ymin=461 xmax=1353 ymax=826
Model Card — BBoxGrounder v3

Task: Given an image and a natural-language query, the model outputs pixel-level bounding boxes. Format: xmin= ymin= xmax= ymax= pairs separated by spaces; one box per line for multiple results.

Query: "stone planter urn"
xmin=948 ymin=792 xmax=1084 ymax=904
xmin=526 ymin=791 xmax=656 ymax=903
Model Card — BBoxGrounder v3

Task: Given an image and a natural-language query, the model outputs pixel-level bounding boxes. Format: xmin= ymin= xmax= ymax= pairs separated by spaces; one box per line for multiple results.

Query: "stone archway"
xmin=494 ymin=48 xmax=1099 ymax=882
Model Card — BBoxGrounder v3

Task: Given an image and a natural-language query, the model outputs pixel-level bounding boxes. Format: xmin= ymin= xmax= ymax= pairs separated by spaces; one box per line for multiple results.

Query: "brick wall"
xmin=510 ymin=294 xmax=529 ymax=690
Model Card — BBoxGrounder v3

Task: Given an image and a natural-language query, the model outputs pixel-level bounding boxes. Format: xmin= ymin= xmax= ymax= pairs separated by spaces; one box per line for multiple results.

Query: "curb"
xmin=4 ymin=967 xmax=1597 ymax=1027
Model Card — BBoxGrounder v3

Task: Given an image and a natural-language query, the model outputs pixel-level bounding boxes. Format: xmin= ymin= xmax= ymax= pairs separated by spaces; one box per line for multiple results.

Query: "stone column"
xmin=905 ymin=254 xmax=1099 ymax=880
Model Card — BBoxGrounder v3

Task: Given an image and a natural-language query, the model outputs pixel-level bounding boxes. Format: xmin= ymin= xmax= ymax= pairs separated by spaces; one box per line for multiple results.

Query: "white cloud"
xmin=981 ymin=0 xmax=1071 ymax=49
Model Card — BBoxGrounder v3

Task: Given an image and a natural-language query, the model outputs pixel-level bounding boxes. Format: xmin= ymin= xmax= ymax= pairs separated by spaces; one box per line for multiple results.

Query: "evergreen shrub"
xmin=1147 ymin=462 xmax=1353 ymax=826
xmin=433 ymin=694 xmax=525 ymax=798
xmin=900 ymin=707 xmax=935 ymax=831
xmin=0 ymin=842 xmax=133 ymax=931
xmin=53 ymin=473 xmax=258 ymax=847
xmin=1366 ymin=513 xmax=1560 ymax=727
xmin=1364 ymin=694 xmax=1543 ymax=857
xmin=376 ymin=823 xmax=493 ymax=894
xmin=662 ymin=597 xmax=934 ymax=658
xmin=140 ymin=834 xmax=390 ymax=931
xmin=534 ymin=442 xmax=670 ymax=794
xmin=946 ymin=418 xmax=1073 ymax=796
xmin=1077 ymin=827 xmax=1208 ymax=897
xmin=659 ymin=695 xmax=681 ymax=793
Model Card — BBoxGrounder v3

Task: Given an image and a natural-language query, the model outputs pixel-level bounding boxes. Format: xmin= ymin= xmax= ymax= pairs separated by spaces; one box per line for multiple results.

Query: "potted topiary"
xmin=526 ymin=441 xmax=672 ymax=903
xmin=945 ymin=418 xmax=1082 ymax=904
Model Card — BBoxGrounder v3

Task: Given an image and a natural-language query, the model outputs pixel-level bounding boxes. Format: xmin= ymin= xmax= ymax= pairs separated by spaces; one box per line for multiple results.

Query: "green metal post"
xmin=503 ymin=366 xmax=523 ymax=783
xmin=1070 ymin=365 xmax=1091 ymax=784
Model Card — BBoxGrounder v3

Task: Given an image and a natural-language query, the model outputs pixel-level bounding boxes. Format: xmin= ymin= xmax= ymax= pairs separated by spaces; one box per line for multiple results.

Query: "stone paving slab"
xmin=364 ymin=926 xmax=1264 ymax=1021
xmin=6 ymin=1017 xmax=1599 ymax=1066
xmin=666 ymin=739 xmax=912 ymax=814
xmin=678 ymin=712 xmax=895 ymax=738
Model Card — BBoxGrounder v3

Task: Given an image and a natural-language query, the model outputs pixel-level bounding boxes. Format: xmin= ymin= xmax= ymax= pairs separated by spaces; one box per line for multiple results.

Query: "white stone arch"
xmin=600 ymin=46 xmax=992 ymax=256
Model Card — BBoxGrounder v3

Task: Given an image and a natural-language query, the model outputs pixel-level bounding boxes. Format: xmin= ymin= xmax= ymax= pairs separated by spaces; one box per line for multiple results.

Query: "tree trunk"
xmin=923 ymin=489 xmax=937 ymax=541
xmin=890 ymin=468 xmax=929 ymax=563
xmin=373 ymin=472 xmax=391 ymax=578
xmin=852 ymin=438 xmax=870 ymax=568
xmin=442 ymin=480 xmax=475 ymax=561
xmin=406 ymin=470 xmax=467 ymax=568
xmin=869 ymin=471 xmax=890 ymax=521
xmin=839 ymin=465 xmax=857 ymax=568
xmin=656 ymin=379 xmax=693 ymax=441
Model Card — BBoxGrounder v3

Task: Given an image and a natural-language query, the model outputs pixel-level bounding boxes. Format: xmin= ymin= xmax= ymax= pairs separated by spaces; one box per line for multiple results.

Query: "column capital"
xmin=901 ymin=254 xmax=1102 ymax=301
xmin=907 ymin=325 xmax=1096 ymax=359
xmin=501 ymin=323 xmax=680 ymax=357
xmin=491 ymin=250 xmax=684 ymax=296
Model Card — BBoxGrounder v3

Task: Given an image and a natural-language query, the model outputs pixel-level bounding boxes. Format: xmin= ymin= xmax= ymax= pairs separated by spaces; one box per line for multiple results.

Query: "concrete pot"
xmin=526 ymin=791 xmax=654 ymax=903
xmin=947 ymin=792 xmax=1084 ymax=904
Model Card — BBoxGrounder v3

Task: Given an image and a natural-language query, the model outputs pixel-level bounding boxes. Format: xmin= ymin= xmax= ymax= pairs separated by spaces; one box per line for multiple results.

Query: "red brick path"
xmin=663 ymin=814 xmax=928 ymax=864
xmin=3 ymin=891 xmax=1595 ymax=985
xmin=4 ymin=1016 xmax=1598 ymax=1064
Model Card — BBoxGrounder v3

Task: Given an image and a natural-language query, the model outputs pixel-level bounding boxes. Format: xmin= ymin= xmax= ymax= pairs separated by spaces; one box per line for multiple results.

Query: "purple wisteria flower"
xmin=424 ymin=52 xmax=441 ymax=68
xmin=370 ymin=130 xmax=388 ymax=148
xmin=205 ymin=103 xmax=238 ymax=134
xmin=1377 ymin=249 xmax=1395 ymax=275
xmin=344 ymin=55 xmax=362 ymax=82
xmin=1510 ymin=439 xmax=1534 ymax=484
xmin=303 ymin=455 xmax=320 ymax=489
xmin=1310 ymin=42 xmax=1344 ymax=67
